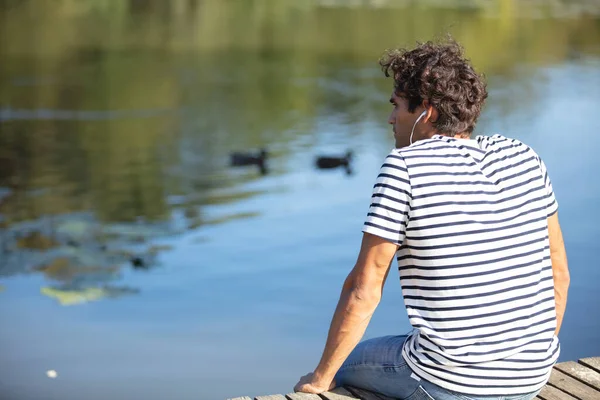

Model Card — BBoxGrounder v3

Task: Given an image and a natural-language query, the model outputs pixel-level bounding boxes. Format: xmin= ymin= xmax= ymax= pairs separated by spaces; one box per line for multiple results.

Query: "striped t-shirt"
xmin=363 ymin=134 xmax=559 ymax=396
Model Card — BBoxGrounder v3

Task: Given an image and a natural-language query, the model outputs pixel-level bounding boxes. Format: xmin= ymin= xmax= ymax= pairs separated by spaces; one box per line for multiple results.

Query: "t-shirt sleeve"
xmin=362 ymin=151 xmax=411 ymax=246
xmin=538 ymin=156 xmax=558 ymax=217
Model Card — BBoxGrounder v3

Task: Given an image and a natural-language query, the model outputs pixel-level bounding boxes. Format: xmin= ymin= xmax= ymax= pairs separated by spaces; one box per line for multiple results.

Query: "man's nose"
xmin=388 ymin=113 xmax=395 ymax=125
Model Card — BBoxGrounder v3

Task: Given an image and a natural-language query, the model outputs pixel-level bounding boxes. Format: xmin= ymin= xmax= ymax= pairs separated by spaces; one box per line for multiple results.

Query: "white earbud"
xmin=410 ymin=110 xmax=428 ymax=145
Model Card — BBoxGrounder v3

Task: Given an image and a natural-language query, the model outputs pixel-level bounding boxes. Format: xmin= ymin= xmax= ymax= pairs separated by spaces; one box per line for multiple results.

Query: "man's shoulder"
xmin=382 ymin=148 xmax=409 ymax=167
xmin=476 ymin=133 xmax=533 ymax=150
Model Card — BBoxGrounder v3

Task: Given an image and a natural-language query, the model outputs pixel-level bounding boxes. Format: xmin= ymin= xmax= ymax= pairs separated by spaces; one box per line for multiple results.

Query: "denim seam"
xmin=338 ymin=362 xmax=410 ymax=371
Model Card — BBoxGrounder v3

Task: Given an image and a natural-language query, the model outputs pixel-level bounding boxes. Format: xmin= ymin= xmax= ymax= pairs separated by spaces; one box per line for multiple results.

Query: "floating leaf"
xmin=16 ymin=231 xmax=59 ymax=250
xmin=100 ymin=223 xmax=170 ymax=243
xmin=56 ymin=219 xmax=97 ymax=241
xmin=35 ymin=257 xmax=119 ymax=283
xmin=40 ymin=285 xmax=138 ymax=306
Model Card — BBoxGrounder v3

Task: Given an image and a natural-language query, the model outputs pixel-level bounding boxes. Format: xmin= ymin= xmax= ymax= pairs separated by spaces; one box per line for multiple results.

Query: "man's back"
xmin=363 ymin=134 xmax=559 ymax=396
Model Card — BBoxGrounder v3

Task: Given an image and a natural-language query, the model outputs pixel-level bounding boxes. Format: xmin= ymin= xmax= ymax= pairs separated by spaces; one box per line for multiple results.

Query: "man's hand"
xmin=293 ymin=372 xmax=335 ymax=394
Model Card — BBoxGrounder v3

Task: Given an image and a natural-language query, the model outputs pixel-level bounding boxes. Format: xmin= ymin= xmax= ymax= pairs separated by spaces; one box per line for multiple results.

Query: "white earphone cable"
xmin=409 ymin=110 xmax=428 ymax=145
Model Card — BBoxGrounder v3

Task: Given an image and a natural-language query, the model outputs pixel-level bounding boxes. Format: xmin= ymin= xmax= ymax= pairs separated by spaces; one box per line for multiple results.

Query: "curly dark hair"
xmin=379 ymin=37 xmax=488 ymax=136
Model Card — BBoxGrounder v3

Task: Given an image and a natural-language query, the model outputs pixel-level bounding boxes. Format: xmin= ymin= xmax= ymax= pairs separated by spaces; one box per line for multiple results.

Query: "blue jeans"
xmin=334 ymin=335 xmax=542 ymax=400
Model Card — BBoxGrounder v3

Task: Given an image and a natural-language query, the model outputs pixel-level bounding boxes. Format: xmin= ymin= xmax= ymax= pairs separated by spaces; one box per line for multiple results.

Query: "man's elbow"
xmin=350 ymin=286 xmax=381 ymax=306
xmin=553 ymin=265 xmax=570 ymax=286
xmin=558 ymin=271 xmax=570 ymax=288
xmin=341 ymin=274 xmax=379 ymax=303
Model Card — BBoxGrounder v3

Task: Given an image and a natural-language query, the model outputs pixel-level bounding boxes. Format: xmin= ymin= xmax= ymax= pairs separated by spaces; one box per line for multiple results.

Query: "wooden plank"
xmin=547 ymin=368 xmax=600 ymax=400
xmin=227 ymin=357 xmax=600 ymax=400
xmin=555 ymin=361 xmax=600 ymax=391
xmin=344 ymin=386 xmax=392 ymax=400
xmin=538 ymin=384 xmax=578 ymax=400
xmin=320 ymin=387 xmax=359 ymax=400
xmin=286 ymin=393 xmax=321 ymax=400
xmin=580 ymin=357 xmax=600 ymax=374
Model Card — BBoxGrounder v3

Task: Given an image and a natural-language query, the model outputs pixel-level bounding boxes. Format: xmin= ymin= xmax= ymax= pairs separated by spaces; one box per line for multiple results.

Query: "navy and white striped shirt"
xmin=363 ymin=134 xmax=559 ymax=396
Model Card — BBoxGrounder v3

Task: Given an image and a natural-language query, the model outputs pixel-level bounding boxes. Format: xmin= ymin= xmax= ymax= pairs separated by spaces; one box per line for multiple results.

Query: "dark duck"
xmin=230 ymin=148 xmax=268 ymax=175
xmin=315 ymin=150 xmax=353 ymax=175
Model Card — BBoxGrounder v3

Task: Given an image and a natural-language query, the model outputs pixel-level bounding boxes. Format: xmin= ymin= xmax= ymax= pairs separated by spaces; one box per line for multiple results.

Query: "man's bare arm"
xmin=309 ymin=233 xmax=398 ymax=387
xmin=548 ymin=212 xmax=570 ymax=336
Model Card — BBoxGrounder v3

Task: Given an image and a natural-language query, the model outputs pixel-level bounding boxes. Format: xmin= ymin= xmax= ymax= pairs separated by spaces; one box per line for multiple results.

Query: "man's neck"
xmin=430 ymin=132 xmax=471 ymax=140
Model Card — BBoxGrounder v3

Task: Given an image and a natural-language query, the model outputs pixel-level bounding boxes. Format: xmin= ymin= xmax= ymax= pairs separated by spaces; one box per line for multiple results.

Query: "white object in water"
xmin=46 ymin=370 xmax=57 ymax=379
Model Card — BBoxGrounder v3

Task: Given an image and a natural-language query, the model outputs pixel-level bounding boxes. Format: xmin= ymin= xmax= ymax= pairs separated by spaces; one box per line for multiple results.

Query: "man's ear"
xmin=422 ymin=100 xmax=439 ymax=123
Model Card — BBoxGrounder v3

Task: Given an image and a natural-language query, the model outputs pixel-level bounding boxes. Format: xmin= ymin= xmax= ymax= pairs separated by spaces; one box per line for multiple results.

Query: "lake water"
xmin=1 ymin=1 xmax=600 ymax=399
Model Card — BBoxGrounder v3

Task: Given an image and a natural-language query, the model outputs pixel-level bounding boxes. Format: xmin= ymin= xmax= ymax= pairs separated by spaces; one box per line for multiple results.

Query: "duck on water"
xmin=230 ymin=148 xmax=268 ymax=175
xmin=315 ymin=150 xmax=353 ymax=175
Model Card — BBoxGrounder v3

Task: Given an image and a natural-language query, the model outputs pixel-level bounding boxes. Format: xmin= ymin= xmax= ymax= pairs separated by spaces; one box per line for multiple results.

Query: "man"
xmin=294 ymin=37 xmax=570 ymax=399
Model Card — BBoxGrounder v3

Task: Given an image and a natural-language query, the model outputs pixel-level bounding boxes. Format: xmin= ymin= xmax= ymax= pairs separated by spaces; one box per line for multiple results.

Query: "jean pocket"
xmin=406 ymin=385 xmax=435 ymax=400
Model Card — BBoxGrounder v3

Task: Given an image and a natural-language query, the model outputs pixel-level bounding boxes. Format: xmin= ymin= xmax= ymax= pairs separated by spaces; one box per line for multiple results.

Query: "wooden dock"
xmin=228 ymin=357 xmax=600 ymax=400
